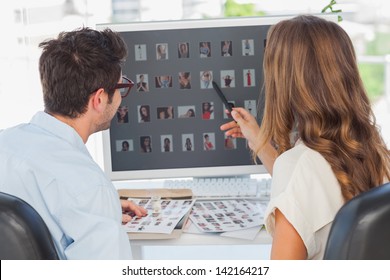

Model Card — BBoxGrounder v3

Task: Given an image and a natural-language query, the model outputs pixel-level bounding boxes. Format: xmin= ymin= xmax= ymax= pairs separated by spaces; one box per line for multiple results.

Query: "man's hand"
xmin=121 ymin=199 xmax=148 ymax=224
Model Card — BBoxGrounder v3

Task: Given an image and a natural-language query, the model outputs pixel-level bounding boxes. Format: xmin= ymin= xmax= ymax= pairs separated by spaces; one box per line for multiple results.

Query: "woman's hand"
xmin=121 ymin=199 xmax=148 ymax=224
xmin=220 ymin=107 xmax=260 ymax=150
xmin=220 ymin=107 xmax=277 ymax=175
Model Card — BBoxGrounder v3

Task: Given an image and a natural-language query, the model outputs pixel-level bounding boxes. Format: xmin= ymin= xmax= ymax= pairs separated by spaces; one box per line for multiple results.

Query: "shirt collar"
xmin=30 ymin=111 xmax=89 ymax=155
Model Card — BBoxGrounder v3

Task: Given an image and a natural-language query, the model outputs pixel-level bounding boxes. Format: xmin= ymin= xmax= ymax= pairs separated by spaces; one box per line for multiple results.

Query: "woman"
xmin=136 ymin=74 xmax=149 ymax=92
xmin=243 ymin=39 xmax=252 ymax=56
xmin=139 ymin=105 xmax=150 ymax=123
xmin=221 ymin=15 xmax=390 ymax=259
xmin=179 ymin=72 xmax=191 ymax=89
xmin=121 ymin=140 xmax=130 ymax=152
xmin=156 ymin=75 xmax=171 ymax=88
xmin=221 ymin=40 xmax=231 ymax=56
xmin=185 ymin=137 xmax=193 ymax=151
xmin=163 ymin=138 xmax=171 ymax=152
xmin=156 ymin=44 xmax=167 ymax=60
xmin=178 ymin=42 xmax=189 ymax=58
xmin=222 ymin=75 xmax=234 ymax=88
xmin=116 ymin=106 xmax=128 ymax=123
xmin=203 ymin=134 xmax=214 ymax=151
xmin=157 ymin=106 xmax=174 ymax=119
xmin=199 ymin=42 xmax=210 ymax=58
xmin=224 ymin=136 xmax=235 ymax=150
xmin=200 ymin=71 xmax=212 ymax=89
xmin=180 ymin=108 xmax=195 ymax=118
xmin=202 ymin=102 xmax=214 ymax=120
xmin=140 ymin=136 xmax=152 ymax=153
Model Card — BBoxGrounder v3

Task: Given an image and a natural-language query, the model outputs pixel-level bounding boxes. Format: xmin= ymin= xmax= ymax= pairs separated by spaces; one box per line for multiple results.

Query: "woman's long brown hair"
xmin=255 ymin=15 xmax=390 ymax=201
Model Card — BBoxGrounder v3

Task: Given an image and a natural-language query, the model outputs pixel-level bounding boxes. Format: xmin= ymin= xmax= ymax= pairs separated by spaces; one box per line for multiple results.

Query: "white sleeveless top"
xmin=264 ymin=142 xmax=344 ymax=259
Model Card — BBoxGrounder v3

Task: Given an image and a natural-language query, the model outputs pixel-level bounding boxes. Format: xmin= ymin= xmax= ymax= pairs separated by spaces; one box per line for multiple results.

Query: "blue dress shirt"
xmin=0 ymin=112 xmax=132 ymax=259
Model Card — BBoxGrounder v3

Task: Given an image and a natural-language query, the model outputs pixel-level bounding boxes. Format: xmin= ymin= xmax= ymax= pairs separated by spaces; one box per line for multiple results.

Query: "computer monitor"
xmin=97 ymin=15 xmax=335 ymax=181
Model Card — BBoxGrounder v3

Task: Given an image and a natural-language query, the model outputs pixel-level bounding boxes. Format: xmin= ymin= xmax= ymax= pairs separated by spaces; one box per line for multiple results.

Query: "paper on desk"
xmin=183 ymin=218 xmax=203 ymax=234
xmin=184 ymin=219 xmax=262 ymax=240
xmin=220 ymin=226 xmax=262 ymax=240
xmin=122 ymin=198 xmax=195 ymax=234
xmin=189 ymin=199 xmax=266 ymax=233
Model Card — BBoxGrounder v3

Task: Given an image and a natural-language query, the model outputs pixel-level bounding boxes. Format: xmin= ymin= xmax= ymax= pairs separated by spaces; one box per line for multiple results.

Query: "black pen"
xmin=212 ymin=80 xmax=234 ymax=114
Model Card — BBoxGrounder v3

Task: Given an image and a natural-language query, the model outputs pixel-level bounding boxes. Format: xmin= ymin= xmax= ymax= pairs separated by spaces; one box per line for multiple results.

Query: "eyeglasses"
xmin=115 ymin=76 xmax=134 ymax=98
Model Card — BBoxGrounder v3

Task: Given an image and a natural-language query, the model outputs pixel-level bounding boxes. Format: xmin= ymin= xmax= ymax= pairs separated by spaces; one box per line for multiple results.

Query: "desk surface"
xmin=130 ymin=228 xmax=271 ymax=247
xmin=129 ymin=228 xmax=272 ymax=259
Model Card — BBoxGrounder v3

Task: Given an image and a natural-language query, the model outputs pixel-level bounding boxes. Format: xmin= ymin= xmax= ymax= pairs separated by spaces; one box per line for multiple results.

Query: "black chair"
xmin=323 ymin=182 xmax=390 ymax=260
xmin=0 ymin=192 xmax=59 ymax=260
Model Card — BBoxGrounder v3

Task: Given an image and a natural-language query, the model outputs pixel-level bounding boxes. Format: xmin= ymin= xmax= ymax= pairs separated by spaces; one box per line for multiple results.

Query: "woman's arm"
xmin=220 ymin=107 xmax=278 ymax=175
xmin=271 ymin=209 xmax=307 ymax=259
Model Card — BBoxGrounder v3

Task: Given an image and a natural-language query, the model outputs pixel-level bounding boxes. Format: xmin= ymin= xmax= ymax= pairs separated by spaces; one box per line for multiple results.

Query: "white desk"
xmin=129 ymin=228 xmax=272 ymax=260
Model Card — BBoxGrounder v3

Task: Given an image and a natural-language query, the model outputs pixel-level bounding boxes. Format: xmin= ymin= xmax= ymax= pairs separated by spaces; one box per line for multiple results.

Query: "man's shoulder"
xmin=0 ymin=123 xmax=32 ymax=148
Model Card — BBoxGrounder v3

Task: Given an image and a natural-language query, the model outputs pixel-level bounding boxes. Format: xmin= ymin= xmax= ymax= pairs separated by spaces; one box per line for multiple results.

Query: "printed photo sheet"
xmin=189 ymin=199 xmax=266 ymax=233
xmin=122 ymin=198 xmax=195 ymax=234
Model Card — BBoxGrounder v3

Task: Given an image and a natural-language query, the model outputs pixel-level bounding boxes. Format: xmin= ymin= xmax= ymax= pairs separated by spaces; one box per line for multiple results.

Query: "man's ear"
xmin=90 ymin=88 xmax=106 ymax=113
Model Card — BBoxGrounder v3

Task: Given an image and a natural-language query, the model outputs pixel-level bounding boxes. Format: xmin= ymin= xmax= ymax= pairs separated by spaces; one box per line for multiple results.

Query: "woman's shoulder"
xmin=276 ymin=142 xmax=324 ymax=167
xmin=274 ymin=142 xmax=333 ymax=187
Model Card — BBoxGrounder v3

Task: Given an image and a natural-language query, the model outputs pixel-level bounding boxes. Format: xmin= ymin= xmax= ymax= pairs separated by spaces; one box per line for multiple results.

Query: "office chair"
xmin=0 ymin=192 xmax=59 ymax=260
xmin=323 ymin=182 xmax=390 ymax=260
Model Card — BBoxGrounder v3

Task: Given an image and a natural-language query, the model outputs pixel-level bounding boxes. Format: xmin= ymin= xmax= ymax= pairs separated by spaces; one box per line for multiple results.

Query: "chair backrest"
xmin=323 ymin=182 xmax=390 ymax=260
xmin=0 ymin=192 xmax=59 ymax=260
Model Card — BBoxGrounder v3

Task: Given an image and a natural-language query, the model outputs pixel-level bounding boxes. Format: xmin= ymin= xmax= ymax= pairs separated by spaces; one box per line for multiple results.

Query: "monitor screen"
xmin=97 ymin=16 xmax=299 ymax=181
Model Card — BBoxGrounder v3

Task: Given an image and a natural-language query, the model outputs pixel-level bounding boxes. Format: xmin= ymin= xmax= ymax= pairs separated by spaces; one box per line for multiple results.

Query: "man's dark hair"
xmin=39 ymin=27 xmax=127 ymax=118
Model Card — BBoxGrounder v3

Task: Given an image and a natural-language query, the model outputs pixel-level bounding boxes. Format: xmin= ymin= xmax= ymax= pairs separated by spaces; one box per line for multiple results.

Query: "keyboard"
xmin=163 ymin=177 xmax=272 ymax=199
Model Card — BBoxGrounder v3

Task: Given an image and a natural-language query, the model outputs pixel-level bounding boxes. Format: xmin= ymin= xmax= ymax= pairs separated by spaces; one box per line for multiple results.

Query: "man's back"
xmin=0 ymin=112 xmax=132 ymax=259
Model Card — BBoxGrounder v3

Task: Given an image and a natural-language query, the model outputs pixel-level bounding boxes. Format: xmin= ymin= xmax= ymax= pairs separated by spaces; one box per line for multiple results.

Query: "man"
xmin=0 ymin=27 xmax=147 ymax=259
